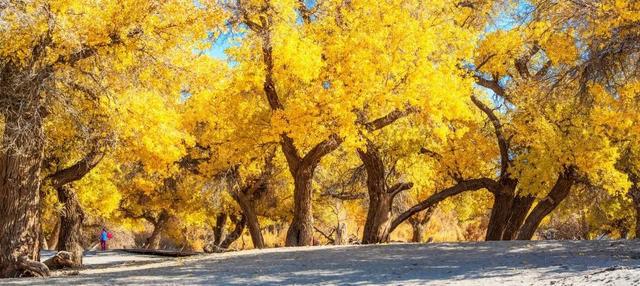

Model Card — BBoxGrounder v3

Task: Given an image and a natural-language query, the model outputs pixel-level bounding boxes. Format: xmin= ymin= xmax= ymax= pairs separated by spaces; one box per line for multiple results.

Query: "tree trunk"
xmin=334 ymin=200 xmax=348 ymax=245
xmin=630 ymin=187 xmax=640 ymax=239
xmin=485 ymin=180 xmax=517 ymax=241
xmin=56 ymin=186 xmax=85 ymax=267
xmin=501 ymin=195 xmax=535 ymax=240
xmin=517 ymin=173 xmax=574 ymax=240
xmin=219 ymin=215 xmax=246 ymax=249
xmin=410 ymin=222 xmax=425 ymax=243
xmin=232 ymin=192 xmax=265 ymax=249
xmin=359 ymin=146 xmax=412 ymax=244
xmin=0 ymin=111 xmax=49 ymax=277
xmin=145 ymin=212 xmax=170 ymax=250
xmin=285 ymin=166 xmax=315 ymax=247
xmin=485 ymin=192 xmax=514 ymax=241
xmin=359 ymin=146 xmax=390 ymax=244
xmin=47 ymin=219 xmax=61 ymax=250
xmin=213 ymin=213 xmax=228 ymax=246
xmin=409 ymin=205 xmax=436 ymax=243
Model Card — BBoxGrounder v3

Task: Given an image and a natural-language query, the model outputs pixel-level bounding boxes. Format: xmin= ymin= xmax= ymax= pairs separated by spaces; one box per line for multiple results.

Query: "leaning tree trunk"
xmin=501 ymin=195 xmax=535 ymax=240
xmin=517 ymin=173 xmax=574 ymax=240
xmin=0 ymin=110 xmax=50 ymax=277
xmin=285 ymin=165 xmax=315 ymax=247
xmin=56 ymin=186 xmax=85 ymax=267
xmin=232 ymin=191 xmax=265 ymax=249
xmin=219 ymin=215 xmax=247 ymax=249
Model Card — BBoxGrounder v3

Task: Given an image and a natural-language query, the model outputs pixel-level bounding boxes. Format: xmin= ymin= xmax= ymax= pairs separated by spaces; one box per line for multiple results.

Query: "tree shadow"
xmin=8 ymin=240 xmax=640 ymax=285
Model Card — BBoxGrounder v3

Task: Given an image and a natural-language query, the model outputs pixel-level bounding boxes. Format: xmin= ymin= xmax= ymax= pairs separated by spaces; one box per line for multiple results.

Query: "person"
xmin=100 ymin=228 xmax=109 ymax=251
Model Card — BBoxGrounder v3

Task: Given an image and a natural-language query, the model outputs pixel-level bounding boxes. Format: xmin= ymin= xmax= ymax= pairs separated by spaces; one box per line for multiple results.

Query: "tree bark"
xmin=47 ymin=146 xmax=103 ymax=266
xmin=219 ymin=215 xmax=246 ymax=249
xmin=213 ymin=213 xmax=228 ymax=246
xmin=485 ymin=180 xmax=517 ymax=241
xmin=360 ymin=146 xmax=392 ymax=244
xmin=56 ymin=186 xmax=85 ymax=267
xmin=389 ymin=178 xmax=499 ymax=235
xmin=285 ymin=165 xmax=316 ymax=246
xmin=145 ymin=211 xmax=170 ymax=250
xmin=409 ymin=205 xmax=436 ymax=243
xmin=501 ymin=195 xmax=535 ymax=240
xmin=231 ymin=191 xmax=265 ymax=249
xmin=0 ymin=110 xmax=49 ymax=277
xmin=358 ymin=145 xmax=412 ymax=244
xmin=517 ymin=172 xmax=575 ymax=240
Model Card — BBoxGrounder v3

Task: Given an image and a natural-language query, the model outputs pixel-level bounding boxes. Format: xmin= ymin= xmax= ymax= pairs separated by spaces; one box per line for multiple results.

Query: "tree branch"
xmin=388 ymin=182 xmax=414 ymax=198
xmin=389 ymin=178 xmax=499 ymax=234
xmin=470 ymin=95 xmax=510 ymax=178
xmin=363 ymin=106 xmax=418 ymax=132
xmin=46 ymin=148 xmax=105 ymax=188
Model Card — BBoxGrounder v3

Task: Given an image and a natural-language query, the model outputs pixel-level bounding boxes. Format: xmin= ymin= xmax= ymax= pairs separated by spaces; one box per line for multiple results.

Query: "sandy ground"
xmin=3 ymin=240 xmax=640 ymax=285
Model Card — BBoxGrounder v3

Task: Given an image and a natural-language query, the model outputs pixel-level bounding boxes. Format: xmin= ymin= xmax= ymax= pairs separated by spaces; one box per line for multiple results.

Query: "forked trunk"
xmin=0 ymin=110 xmax=49 ymax=277
xmin=56 ymin=186 xmax=85 ymax=267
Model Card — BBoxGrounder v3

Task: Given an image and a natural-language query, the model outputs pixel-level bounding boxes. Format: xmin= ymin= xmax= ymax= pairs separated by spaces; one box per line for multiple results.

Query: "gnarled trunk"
xmin=56 ymin=186 xmax=85 ymax=267
xmin=517 ymin=173 xmax=574 ymax=240
xmin=0 ymin=110 xmax=49 ymax=277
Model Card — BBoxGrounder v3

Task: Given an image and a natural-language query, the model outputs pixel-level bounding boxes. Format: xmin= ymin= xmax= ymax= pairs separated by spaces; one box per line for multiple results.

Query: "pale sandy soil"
xmin=3 ymin=240 xmax=640 ymax=285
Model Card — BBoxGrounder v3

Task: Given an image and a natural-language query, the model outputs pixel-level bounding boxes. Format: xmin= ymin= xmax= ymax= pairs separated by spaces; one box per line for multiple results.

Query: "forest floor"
xmin=3 ymin=240 xmax=640 ymax=285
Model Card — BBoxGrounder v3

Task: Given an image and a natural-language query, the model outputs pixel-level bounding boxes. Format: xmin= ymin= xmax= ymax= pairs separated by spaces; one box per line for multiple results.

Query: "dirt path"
xmin=5 ymin=240 xmax=640 ymax=285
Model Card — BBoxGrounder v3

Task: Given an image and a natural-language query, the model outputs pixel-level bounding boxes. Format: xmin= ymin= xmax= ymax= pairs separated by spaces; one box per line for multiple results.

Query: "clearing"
xmin=4 ymin=240 xmax=640 ymax=285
